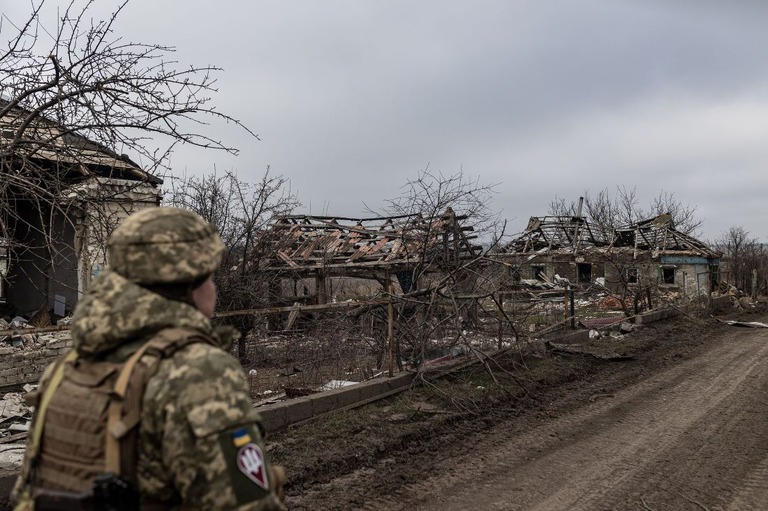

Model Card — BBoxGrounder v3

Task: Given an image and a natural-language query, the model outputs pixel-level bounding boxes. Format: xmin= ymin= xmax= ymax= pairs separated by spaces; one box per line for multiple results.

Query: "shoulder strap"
xmin=23 ymin=350 xmax=79 ymax=485
xmin=105 ymin=327 xmax=213 ymax=476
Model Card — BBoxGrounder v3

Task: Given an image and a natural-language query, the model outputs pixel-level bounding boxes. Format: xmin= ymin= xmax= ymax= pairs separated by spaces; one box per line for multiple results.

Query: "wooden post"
xmin=752 ymin=269 xmax=758 ymax=301
xmin=497 ymin=292 xmax=504 ymax=350
xmin=387 ymin=277 xmax=394 ymax=377
xmin=569 ymin=288 xmax=575 ymax=329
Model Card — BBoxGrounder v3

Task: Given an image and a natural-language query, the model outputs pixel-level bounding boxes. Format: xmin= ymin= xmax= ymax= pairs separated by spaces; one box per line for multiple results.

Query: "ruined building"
xmin=0 ymin=99 xmax=160 ymax=316
xmin=501 ymin=213 xmax=721 ymax=299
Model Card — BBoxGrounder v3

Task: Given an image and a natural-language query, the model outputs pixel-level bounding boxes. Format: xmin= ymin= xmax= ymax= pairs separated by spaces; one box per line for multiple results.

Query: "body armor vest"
xmin=21 ymin=327 xmax=211 ymax=506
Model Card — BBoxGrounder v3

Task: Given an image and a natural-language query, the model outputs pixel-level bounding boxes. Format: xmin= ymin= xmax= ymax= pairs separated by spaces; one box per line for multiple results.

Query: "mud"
xmin=278 ymin=307 xmax=768 ymax=510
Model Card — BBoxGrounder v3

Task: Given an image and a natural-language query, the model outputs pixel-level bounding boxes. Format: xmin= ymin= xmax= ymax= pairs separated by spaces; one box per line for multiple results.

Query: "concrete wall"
xmin=634 ymin=307 xmax=680 ymax=325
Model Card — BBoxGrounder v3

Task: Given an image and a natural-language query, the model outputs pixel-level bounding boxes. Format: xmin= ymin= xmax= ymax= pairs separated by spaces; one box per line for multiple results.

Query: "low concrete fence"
xmin=257 ymin=372 xmax=416 ymax=432
xmin=634 ymin=307 xmax=680 ymax=325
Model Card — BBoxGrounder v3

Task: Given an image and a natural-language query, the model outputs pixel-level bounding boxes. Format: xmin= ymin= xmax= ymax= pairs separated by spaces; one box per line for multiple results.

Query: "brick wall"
xmin=0 ymin=332 xmax=72 ymax=387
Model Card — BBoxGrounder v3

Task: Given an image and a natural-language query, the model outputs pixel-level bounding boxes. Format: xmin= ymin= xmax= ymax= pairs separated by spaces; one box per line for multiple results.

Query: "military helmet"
xmin=107 ymin=207 xmax=225 ymax=285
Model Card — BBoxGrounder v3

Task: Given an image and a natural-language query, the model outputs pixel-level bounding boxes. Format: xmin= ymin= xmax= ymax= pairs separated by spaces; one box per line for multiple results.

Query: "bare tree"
xmin=0 ymin=0 xmax=254 ymax=312
xmin=714 ymin=226 xmax=766 ymax=295
xmin=366 ymin=168 xmax=502 ymax=368
xmin=549 ymin=187 xmax=701 ymax=235
xmin=165 ymin=168 xmax=299 ymax=357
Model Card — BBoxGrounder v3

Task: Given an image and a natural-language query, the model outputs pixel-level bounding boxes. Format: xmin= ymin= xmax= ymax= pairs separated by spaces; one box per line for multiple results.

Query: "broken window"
xmin=531 ymin=264 xmax=546 ymax=281
xmin=624 ymin=267 xmax=638 ymax=284
xmin=508 ymin=265 xmax=521 ymax=283
xmin=660 ymin=266 xmax=676 ymax=285
xmin=577 ymin=263 xmax=592 ymax=284
xmin=709 ymin=264 xmax=719 ymax=291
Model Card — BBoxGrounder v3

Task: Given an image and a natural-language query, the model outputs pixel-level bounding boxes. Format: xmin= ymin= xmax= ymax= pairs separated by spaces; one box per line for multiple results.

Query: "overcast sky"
xmin=5 ymin=1 xmax=768 ymax=242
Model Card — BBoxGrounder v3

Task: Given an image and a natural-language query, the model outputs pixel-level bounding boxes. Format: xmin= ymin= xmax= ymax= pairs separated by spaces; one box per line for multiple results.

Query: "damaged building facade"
xmin=502 ymin=213 xmax=721 ymax=300
xmin=0 ymin=99 xmax=160 ymax=316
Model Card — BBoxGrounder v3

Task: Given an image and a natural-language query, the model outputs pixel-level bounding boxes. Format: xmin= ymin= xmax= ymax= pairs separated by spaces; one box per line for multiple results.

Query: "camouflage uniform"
xmin=13 ymin=208 xmax=286 ymax=510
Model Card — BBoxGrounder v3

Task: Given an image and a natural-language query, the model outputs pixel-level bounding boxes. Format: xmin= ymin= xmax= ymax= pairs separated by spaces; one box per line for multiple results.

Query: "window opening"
xmin=577 ymin=263 xmax=592 ymax=284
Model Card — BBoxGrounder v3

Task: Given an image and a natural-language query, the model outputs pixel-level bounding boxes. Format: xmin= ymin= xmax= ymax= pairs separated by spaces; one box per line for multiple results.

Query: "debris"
xmin=718 ymin=320 xmax=768 ymax=329
xmin=284 ymin=387 xmax=318 ymax=398
xmin=317 ymin=380 xmax=358 ymax=392
xmin=545 ymin=341 xmax=634 ymax=361
xmin=10 ymin=316 xmax=28 ymax=328
xmin=279 ymin=366 xmax=304 ymax=377
xmin=57 ymin=315 xmax=73 ymax=326
xmin=0 ymin=393 xmax=28 ymax=418
xmin=8 ymin=422 xmax=29 ymax=433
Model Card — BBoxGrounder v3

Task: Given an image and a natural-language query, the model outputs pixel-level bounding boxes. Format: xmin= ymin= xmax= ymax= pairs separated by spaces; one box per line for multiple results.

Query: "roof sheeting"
xmin=0 ymin=99 xmax=160 ymax=184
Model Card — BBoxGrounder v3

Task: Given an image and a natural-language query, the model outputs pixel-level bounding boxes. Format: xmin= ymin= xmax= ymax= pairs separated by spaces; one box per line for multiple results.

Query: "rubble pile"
xmin=0 ymin=384 xmax=35 ymax=472
xmin=0 ymin=315 xmax=73 ymax=388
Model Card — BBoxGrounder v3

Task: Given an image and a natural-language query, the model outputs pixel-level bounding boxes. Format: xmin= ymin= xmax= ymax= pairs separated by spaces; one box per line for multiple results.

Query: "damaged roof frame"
xmin=262 ymin=208 xmax=484 ymax=277
xmin=504 ymin=213 xmax=720 ymax=259
xmin=0 ymin=98 xmax=161 ymax=185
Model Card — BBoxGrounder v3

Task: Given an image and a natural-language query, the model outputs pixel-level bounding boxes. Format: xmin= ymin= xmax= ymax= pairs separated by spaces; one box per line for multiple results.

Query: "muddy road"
xmin=387 ymin=323 xmax=768 ymax=510
xmin=286 ymin=313 xmax=768 ymax=510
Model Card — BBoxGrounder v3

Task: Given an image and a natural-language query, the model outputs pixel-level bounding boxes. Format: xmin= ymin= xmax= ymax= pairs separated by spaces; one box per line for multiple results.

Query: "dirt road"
xmin=355 ymin=322 xmax=768 ymax=510
xmin=284 ymin=313 xmax=768 ymax=511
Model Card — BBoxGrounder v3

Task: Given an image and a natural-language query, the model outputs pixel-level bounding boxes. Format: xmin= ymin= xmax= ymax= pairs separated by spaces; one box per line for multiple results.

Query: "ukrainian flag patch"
xmin=232 ymin=428 xmax=252 ymax=447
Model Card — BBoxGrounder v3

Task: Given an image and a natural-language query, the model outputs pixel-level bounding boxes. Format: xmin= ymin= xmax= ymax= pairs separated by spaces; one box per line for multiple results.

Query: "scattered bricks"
xmin=38 ymin=335 xmax=55 ymax=345
xmin=0 ymin=348 xmax=14 ymax=356
xmin=46 ymin=340 xmax=66 ymax=350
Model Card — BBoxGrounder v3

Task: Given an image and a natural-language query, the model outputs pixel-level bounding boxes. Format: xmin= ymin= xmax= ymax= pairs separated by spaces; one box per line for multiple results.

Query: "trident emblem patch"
xmin=236 ymin=444 xmax=270 ymax=490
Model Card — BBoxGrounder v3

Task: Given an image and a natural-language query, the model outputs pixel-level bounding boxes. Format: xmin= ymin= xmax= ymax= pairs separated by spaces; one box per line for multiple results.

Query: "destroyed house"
xmin=501 ymin=214 xmax=721 ymax=298
xmin=0 ymin=99 xmax=161 ymax=316
xmin=262 ymin=209 xmax=483 ymax=305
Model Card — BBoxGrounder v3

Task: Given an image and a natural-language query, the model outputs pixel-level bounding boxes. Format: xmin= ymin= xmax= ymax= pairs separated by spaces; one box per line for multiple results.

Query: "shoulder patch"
xmin=218 ymin=426 xmax=271 ymax=504
xmin=237 ymin=443 xmax=269 ymax=490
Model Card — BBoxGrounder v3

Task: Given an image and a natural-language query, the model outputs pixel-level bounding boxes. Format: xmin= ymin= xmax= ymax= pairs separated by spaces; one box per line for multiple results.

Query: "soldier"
xmin=13 ymin=207 xmax=286 ymax=510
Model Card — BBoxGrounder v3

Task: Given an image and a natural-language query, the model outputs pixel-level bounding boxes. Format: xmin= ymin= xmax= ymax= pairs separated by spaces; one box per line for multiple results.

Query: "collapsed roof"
xmin=263 ymin=209 xmax=483 ymax=276
xmin=505 ymin=213 xmax=720 ymax=259
xmin=505 ymin=216 xmax=611 ymax=253
xmin=0 ymin=98 xmax=160 ymax=184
